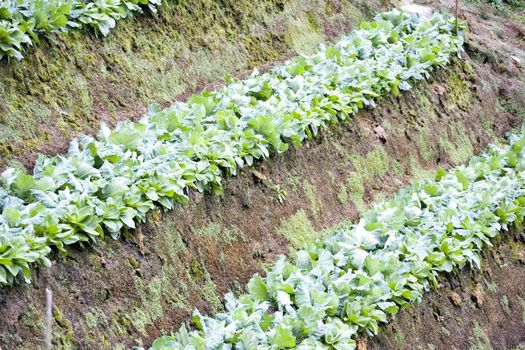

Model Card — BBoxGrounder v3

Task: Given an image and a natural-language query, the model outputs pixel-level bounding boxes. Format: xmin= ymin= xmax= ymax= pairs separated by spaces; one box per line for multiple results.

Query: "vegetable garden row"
xmin=145 ymin=128 xmax=525 ymax=349
xmin=0 ymin=10 xmax=463 ymax=286
xmin=0 ymin=0 xmax=160 ymax=60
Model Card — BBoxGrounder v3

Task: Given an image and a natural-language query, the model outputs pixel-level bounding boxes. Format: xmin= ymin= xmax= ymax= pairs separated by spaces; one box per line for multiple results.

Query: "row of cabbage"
xmin=146 ymin=130 xmax=525 ymax=349
xmin=0 ymin=10 xmax=464 ymax=286
xmin=0 ymin=0 xmax=160 ymax=60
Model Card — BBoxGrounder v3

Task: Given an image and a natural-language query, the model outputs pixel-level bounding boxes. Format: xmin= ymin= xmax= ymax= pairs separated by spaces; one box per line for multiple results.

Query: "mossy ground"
xmin=277 ymin=210 xmax=316 ymax=251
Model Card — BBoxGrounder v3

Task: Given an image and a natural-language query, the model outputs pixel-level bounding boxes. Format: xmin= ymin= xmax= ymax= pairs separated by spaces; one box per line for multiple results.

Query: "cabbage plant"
xmin=0 ymin=0 xmax=161 ymax=60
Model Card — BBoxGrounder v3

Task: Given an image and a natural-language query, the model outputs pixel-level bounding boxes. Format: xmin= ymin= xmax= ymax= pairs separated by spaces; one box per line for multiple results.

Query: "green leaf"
xmin=455 ymin=170 xmax=470 ymax=190
xmin=273 ymin=326 xmax=296 ymax=349
xmin=108 ymin=128 xmax=141 ymax=150
xmin=248 ymin=82 xmax=273 ymax=101
xmin=436 ymin=167 xmax=447 ymax=181
xmin=4 ymin=208 xmax=20 ymax=227
xmin=10 ymin=173 xmax=36 ymax=199
xmin=189 ymin=92 xmax=217 ymax=116
xmin=0 ymin=266 xmax=8 ymax=284
xmin=247 ymin=275 xmax=267 ymax=301
xmin=424 ymin=184 xmax=440 ymax=197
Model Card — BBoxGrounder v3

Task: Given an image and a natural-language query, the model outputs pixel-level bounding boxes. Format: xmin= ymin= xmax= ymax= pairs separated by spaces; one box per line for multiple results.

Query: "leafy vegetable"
xmin=0 ymin=0 xmax=161 ymax=60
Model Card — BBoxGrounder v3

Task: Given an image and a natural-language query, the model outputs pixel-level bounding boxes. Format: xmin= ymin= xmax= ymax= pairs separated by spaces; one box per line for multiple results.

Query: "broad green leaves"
xmin=0 ymin=0 xmax=161 ymax=61
xmin=0 ymin=19 xmax=31 ymax=60
xmin=248 ymin=275 xmax=268 ymax=301
xmin=0 ymin=11 xmax=464 ymax=290
xmin=273 ymin=326 xmax=296 ymax=348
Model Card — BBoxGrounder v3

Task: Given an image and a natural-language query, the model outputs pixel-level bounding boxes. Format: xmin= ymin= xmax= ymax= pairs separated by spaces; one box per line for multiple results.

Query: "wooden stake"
xmin=45 ymin=288 xmax=53 ymax=350
xmin=455 ymin=0 xmax=459 ymax=36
